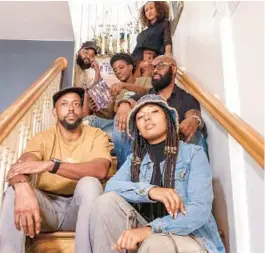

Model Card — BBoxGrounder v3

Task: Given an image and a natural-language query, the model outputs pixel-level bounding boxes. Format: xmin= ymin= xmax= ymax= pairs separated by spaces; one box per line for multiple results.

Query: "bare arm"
xmin=82 ymin=91 xmax=92 ymax=117
xmin=163 ymin=20 xmax=172 ymax=56
xmin=8 ymin=157 xmax=111 ymax=182
xmin=91 ymin=59 xmax=101 ymax=83
xmin=180 ymin=109 xmax=205 ymax=142
xmin=185 ymin=109 xmax=204 ymax=129
xmin=114 ymin=98 xmax=136 ymax=113
xmin=55 ymin=158 xmax=111 ymax=181
xmin=7 ymin=152 xmax=42 ymax=238
xmin=123 ymin=82 xmax=150 ymax=94
xmin=8 ymin=130 xmax=112 ymax=182
xmin=8 ymin=152 xmax=40 ymax=186
xmin=94 ymin=68 xmax=101 ymax=83
xmin=165 ymin=44 xmax=172 ymax=56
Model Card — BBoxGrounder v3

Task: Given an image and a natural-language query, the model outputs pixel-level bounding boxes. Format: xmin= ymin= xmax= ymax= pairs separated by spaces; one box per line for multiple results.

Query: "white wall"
xmin=0 ymin=1 xmax=75 ymax=111
xmin=0 ymin=1 xmax=74 ymax=41
xmin=172 ymin=2 xmax=264 ymax=253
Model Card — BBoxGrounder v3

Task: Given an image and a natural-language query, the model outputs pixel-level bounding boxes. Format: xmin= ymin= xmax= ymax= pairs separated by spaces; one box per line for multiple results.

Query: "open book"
xmin=85 ymin=79 xmax=113 ymax=112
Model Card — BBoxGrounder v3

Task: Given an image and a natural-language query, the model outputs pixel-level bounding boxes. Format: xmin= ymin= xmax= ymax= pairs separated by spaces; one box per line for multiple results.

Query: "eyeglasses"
xmin=152 ymin=62 xmax=174 ymax=70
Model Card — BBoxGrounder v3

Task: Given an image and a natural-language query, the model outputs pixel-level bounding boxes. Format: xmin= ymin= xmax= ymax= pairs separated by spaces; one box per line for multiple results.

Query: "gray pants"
xmin=89 ymin=192 xmax=207 ymax=253
xmin=0 ymin=176 xmax=102 ymax=253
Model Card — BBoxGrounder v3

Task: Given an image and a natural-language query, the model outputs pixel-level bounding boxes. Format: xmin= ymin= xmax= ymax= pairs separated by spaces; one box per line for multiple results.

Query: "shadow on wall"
xmin=0 ymin=40 xmax=74 ymax=113
xmin=212 ymin=178 xmax=230 ymax=253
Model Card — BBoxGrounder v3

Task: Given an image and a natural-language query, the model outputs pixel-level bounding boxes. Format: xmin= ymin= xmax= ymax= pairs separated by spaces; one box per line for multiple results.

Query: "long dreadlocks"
xmin=130 ymin=106 xmax=179 ymax=188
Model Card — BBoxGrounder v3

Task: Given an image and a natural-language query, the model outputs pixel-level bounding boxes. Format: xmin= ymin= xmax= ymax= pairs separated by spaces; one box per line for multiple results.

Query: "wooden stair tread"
xmin=35 ymin=232 xmax=75 ymax=239
xmin=26 ymin=232 xmax=75 ymax=253
xmin=34 ymin=230 xmax=223 ymax=238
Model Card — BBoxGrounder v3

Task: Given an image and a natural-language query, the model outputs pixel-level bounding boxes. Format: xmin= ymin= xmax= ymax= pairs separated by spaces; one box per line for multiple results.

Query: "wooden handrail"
xmin=0 ymin=57 xmax=67 ymax=144
xmin=177 ymin=69 xmax=264 ymax=168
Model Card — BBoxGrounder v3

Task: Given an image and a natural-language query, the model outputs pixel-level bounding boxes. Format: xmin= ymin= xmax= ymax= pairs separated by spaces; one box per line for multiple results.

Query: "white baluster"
xmin=101 ymin=5 xmax=106 ymax=55
xmin=41 ymin=96 xmax=47 ymax=131
xmin=137 ymin=1 xmax=143 ymax=32
xmin=117 ymin=5 xmax=120 ymax=53
xmin=0 ymin=147 xmax=9 ymax=209
xmin=23 ymin=127 xmax=30 ymax=151
xmin=47 ymin=100 xmax=52 ymax=128
xmin=4 ymin=151 xmax=14 ymax=192
xmin=109 ymin=5 xmax=113 ymax=54
xmin=32 ymin=108 xmax=38 ymax=136
xmin=124 ymin=5 xmax=128 ymax=53
xmin=45 ymin=99 xmax=50 ymax=129
xmin=36 ymin=109 xmax=41 ymax=133
xmin=17 ymin=123 xmax=25 ymax=158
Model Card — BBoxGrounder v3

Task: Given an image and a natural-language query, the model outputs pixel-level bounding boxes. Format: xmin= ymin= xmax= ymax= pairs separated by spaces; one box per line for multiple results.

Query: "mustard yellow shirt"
xmin=24 ymin=125 xmax=111 ymax=195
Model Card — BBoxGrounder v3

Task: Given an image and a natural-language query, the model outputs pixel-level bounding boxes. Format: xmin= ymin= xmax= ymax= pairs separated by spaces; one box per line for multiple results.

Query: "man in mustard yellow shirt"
xmin=0 ymin=87 xmax=111 ymax=253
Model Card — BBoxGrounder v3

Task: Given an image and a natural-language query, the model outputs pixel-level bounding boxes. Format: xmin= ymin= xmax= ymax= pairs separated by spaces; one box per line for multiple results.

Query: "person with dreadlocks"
xmin=88 ymin=94 xmax=225 ymax=253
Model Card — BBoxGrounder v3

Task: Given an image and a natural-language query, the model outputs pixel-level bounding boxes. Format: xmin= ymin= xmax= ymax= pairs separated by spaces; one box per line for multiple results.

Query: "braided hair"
xmin=130 ymin=106 xmax=179 ymax=188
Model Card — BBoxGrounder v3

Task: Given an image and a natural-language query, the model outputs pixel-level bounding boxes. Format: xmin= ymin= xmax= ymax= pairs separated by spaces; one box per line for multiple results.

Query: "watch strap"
xmin=50 ymin=159 xmax=61 ymax=174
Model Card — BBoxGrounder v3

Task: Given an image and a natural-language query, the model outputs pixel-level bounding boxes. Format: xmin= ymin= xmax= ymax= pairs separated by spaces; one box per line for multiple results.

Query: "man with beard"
xmin=113 ymin=55 xmax=207 ymax=168
xmin=74 ymin=41 xmax=101 ymax=88
xmin=0 ymin=87 xmax=111 ymax=253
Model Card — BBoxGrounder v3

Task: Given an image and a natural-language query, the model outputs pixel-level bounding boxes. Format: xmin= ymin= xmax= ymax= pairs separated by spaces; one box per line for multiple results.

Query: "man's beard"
xmin=76 ymin=54 xmax=91 ymax=70
xmin=59 ymin=116 xmax=82 ymax=130
xmin=152 ymin=68 xmax=173 ymax=91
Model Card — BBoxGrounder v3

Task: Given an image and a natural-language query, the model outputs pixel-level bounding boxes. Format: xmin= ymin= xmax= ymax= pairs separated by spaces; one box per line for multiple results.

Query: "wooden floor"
xmin=26 ymin=232 xmax=75 ymax=253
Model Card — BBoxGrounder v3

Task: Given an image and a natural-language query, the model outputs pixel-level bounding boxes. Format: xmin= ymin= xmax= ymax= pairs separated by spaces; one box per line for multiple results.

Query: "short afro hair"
xmin=110 ymin=53 xmax=136 ymax=74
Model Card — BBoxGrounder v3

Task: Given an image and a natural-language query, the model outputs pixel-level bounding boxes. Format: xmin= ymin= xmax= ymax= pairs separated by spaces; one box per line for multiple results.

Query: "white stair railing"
xmin=69 ymin=2 xmax=145 ymax=56
xmin=0 ymin=57 xmax=67 ymax=209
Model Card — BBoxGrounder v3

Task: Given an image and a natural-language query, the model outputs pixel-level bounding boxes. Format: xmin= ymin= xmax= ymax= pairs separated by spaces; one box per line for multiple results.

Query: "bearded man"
xmin=0 ymin=87 xmax=111 ymax=253
xmin=74 ymin=41 xmax=101 ymax=88
xmin=113 ymin=55 xmax=208 ymax=168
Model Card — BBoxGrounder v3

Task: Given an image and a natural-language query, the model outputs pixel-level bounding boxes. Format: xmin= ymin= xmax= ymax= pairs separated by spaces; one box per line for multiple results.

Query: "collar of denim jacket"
xmin=141 ymin=146 xmax=183 ymax=166
xmin=142 ymin=153 xmax=153 ymax=165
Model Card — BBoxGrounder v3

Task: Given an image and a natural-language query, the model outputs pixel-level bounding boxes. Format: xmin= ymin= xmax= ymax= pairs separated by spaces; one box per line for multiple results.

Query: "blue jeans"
xmin=113 ymin=118 xmax=208 ymax=169
xmin=187 ymin=129 xmax=209 ymax=159
xmin=112 ymin=116 xmax=132 ymax=169
xmin=83 ymin=115 xmax=114 ymax=140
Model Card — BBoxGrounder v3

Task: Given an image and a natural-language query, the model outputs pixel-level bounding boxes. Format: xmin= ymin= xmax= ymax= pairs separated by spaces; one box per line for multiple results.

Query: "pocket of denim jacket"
xmin=174 ymin=168 xmax=188 ymax=181
xmin=174 ymin=168 xmax=188 ymax=199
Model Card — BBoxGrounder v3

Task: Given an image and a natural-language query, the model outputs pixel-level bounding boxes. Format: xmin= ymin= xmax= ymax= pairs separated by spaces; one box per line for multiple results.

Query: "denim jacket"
xmin=105 ymin=142 xmax=226 ymax=253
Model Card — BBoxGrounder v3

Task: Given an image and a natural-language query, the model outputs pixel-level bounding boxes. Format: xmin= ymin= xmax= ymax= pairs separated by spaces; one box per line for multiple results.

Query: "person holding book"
xmin=83 ymin=53 xmax=152 ymax=140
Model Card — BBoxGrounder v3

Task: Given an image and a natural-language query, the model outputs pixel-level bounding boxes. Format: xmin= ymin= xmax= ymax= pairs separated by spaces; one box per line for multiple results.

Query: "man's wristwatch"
xmin=49 ymin=158 xmax=61 ymax=174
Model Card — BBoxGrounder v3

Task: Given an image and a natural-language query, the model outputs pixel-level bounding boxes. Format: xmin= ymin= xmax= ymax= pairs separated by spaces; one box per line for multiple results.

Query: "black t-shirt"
xmin=134 ymin=141 xmax=166 ymax=222
xmin=150 ymin=140 xmax=165 ymax=186
xmin=132 ymin=20 xmax=172 ymax=61
xmin=131 ymin=85 xmax=201 ymax=123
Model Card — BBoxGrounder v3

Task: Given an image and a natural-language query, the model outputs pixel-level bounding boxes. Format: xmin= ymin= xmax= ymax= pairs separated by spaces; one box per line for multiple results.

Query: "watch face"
xmin=52 ymin=158 xmax=61 ymax=163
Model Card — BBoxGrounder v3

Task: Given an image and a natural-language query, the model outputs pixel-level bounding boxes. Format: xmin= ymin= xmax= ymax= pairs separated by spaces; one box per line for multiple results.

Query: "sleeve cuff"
xmin=133 ymin=183 xmax=157 ymax=202
xmin=147 ymin=218 xmax=163 ymax=233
